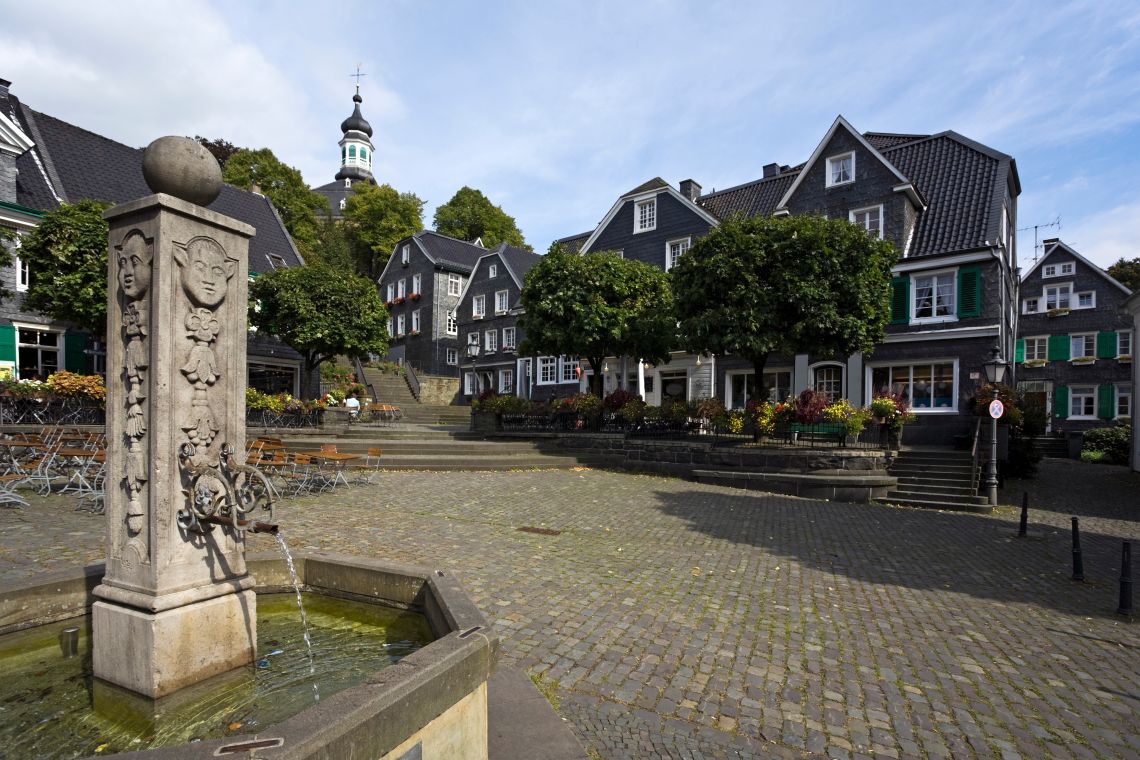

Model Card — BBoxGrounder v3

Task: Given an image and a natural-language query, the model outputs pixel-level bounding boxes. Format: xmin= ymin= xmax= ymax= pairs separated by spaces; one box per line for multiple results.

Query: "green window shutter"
xmin=1015 ymin=339 xmax=1025 ymax=363
xmin=889 ymin=277 xmax=909 ymax=325
xmin=0 ymin=325 xmax=15 ymax=364
xmin=1096 ymin=331 xmax=1117 ymax=359
xmin=957 ymin=266 xmax=981 ymax=317
xmin=64 ymin=331 xmax=88 ymax=373
xmin=1054 ymin=385 xmax=1069 ymax=419
xmin=1047 ymin=334 xmax=1070 ymax=362
xmin=1097 ymin=384 xmax=1115 ymax=419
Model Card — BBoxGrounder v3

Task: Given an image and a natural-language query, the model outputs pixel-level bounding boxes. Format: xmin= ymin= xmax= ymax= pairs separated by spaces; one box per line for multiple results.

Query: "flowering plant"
xmin=823 ymin=398 xmax=872 ymax=436
xmin=794 ymin=389 xmax=828 ymax=424
xmin=871 ymin=393 xmax=915 ymax=431
xmin=409 ymin=292 xmax=421 ymax=302
xmin=555 ymin=393 xmax=602 ymax=416
xmin=45 ymin=371 xmax=106 ymax=401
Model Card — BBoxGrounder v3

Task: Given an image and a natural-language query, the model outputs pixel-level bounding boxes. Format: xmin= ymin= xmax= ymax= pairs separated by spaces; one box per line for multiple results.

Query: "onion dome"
xmin=340 ymin=92 xmax=373 ymax=137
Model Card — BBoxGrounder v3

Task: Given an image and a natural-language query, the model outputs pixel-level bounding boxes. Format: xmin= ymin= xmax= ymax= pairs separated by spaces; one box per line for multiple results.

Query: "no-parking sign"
xmin=989 ymin=399 xmax=1004 ymax=419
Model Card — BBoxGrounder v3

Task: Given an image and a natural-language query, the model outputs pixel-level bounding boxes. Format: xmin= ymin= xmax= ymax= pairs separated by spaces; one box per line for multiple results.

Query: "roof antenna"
xmin=1018 ymin=216 xmax=1061 ymax=265
xmin=350 ymin=64 xmax=366 ymax=98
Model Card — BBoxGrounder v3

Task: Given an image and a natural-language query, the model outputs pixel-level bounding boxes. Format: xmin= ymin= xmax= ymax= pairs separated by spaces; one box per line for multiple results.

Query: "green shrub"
xmin=1080 ymin=449 xmax=1107 ymax=464
xmin=1082 ymin=424 xmax=1131 ymax=465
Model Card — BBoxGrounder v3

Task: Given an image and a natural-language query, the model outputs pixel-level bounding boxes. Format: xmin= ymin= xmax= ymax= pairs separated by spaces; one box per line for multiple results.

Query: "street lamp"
xmin=982 ymin=345 xmax=1010 ymax=506
xmin=466 ymin=342 xmax=480 ymax=430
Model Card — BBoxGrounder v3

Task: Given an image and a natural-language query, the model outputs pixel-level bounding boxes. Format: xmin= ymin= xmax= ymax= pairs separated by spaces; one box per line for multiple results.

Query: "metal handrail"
xmin=969 ymin=416 xmax=983 ymax=493
xmin=404 ymin=361 xmax=421 ymax=401
xmin=352 ymin=356 xmax=378 ymax=403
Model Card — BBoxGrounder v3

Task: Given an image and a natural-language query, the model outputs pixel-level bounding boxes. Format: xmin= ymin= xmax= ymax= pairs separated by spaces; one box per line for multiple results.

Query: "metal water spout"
xmin=177 ymin=442 xmax=277 ymax=535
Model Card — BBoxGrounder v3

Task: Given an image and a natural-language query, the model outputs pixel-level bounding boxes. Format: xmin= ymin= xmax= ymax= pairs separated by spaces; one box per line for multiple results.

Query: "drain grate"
xmin=517 ymin=526 xmax=561 ymax=536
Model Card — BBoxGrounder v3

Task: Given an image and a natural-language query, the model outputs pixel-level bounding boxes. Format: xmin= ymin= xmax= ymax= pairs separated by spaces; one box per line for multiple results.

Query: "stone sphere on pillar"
xmin=141 ymin=136 xmax=224 ymax=207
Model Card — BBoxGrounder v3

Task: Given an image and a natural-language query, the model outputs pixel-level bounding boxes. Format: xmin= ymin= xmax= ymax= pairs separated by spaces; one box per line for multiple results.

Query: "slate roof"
xmin=624 ymin=177 xmax=670 ymax=196
xmin=496 ymin=243 xmax=543 ymax=283
xmin=312 ymin=179 xmax=353 ymax=218
xmin=551 ymin=231 xmax=590 ymax=254
xmin=6 ymin=99 xmax=303 ymax=274
xmin=695 ymin=129 xmax=1014 ymax=258
xmin=414 ymin=230 xmax=487 ymax=273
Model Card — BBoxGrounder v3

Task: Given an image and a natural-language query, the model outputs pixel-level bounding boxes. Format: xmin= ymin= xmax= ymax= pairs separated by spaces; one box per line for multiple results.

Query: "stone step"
xmin=895 ymin=450 xmax=973 ymax=461
xmin=354 ymin=455 xmax=587 ymax=471
xmin=885 ymin=489 xmax=989 ymax=505
xmin=894 ymin=474 xmax=976 ymax=486
xmin=875 ymin=495 xmax=993 ymax=513
xmin=894 ymin=481 xmax=977 ymax=496
xmin=889 ymin=464 xmax=973 ymax=476
xmin=279 ymin=440 xmax=552 ymax=456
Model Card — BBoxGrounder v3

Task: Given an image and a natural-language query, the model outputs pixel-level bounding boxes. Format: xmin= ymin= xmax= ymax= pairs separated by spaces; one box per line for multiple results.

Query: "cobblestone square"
xmin=1 ymin=463 xmax=1138 ymax=759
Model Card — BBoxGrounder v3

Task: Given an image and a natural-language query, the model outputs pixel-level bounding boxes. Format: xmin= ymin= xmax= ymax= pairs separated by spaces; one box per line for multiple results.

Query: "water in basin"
xmin=0 ymin=593 xmax=433 ymax=759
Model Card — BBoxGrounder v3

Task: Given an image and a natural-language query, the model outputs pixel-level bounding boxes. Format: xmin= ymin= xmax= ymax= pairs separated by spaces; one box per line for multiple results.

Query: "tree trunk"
xmin=751 ymin=353 xmax=770 ymax=404
xmin=588 ymin=357 xmax=604 ymax=398
xmin=301 ymin=353 xmax=325 ymax=400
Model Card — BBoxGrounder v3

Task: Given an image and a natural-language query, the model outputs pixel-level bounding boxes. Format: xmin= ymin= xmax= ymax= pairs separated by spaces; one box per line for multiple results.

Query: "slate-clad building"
xmin=560 ymin=115 xmax=1021 ymax=445
xmin=1015 ymin=239 xmax=1132 ymax=432
xmin=0 ymin=77 xmax=308 ymax=392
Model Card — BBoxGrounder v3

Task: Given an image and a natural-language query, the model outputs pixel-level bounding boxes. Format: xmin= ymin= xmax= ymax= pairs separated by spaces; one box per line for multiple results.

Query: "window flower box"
xmin=409 ymin=330 xmax=420 ymax=337
xmin=384 ymin=300 xmax=394 ymax=308
xmin=1070 ymin=357 xmax=1095 ymax=366
xmin=1046 ymin=308 xmax=1070 ymax=317
xmin=409 ymin=292 xmax=421 ymax=302
xmin=1023 ymin=359 xmax=1047 ymax=368
xmin=393 ymin=296 xmax=405 ymax=305
xmin=1118 ymin=354 xmax=1132 ymax=364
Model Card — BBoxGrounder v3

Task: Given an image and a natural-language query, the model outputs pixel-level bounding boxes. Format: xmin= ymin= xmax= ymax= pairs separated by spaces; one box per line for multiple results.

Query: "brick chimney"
xmin=762 ymin=163 xmax=780 ymax=178
xmin=679 ymin=179 xmax=701 ymax=202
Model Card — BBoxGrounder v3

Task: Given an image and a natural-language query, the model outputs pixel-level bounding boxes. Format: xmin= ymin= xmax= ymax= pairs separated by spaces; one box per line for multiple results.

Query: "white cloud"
xmin=1051 ymin=201 xmax=1140 ymax=268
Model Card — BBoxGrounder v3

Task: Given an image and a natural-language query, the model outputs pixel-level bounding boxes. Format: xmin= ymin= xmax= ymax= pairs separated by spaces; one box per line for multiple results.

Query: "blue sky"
xmin=3 ymin=0 xmax=1139 ymax=268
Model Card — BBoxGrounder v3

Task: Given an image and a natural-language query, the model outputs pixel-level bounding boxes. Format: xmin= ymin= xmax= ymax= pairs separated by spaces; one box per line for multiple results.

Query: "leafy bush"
xmin=871 ymin=393 xmax=915 ymax=431
xmin=823 ymin=398 xmax=872 ymax=435
xmin=794 ymin=389 xmax=828 ymax=424
xmin=555 ymin=393 xmax=602 ymax=416
xmin=691 ymin=397 xmax=725 ymax=420
xmin=1082 ymin=424 xmax=1131 ymax=465
xmin=319 ymin=363 xmax=355 ymax=383
xmin=45 ymin=371 xmax=105 ymax=401
xmin=603 ymin=389 xmax=638 ymax=411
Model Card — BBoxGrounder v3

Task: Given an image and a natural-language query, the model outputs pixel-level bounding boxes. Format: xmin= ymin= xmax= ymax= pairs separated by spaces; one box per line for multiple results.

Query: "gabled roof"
xmin=577 ymin=177 xmax=719 ymax=255
xmin=551 ymin=231 xmax=590 ymax=254
xmin=0 ymin=106 xmax=33 ymax=156
xmin=1022 ymin=239 xmax=1132 ymax=295
xmin=414 ymin=230 xmax=487 ymax=272
xmin=698 ymin=171 xmax=797 ymax=220
xmin=494 ymin=243 xmax=543 ymax=288
xmin=7 ymin=95 xmax=303 ymax=274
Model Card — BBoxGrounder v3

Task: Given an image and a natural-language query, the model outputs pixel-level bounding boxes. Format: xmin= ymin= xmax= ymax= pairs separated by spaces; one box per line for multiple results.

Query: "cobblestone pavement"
xmin=1 ymin=463 xmax=1138 ymax=759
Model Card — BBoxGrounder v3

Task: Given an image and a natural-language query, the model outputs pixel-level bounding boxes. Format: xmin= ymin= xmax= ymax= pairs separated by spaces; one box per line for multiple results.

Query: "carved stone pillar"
xmin=93 ymin=142 xmax=256 ymax=698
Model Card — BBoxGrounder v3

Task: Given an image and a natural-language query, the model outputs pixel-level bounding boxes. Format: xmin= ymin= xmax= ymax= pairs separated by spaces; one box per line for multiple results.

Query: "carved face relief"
xmin=175 ymin=237 xmax=235 ymax=309
xmin=117 ymin=231 xmax=152 ymax=300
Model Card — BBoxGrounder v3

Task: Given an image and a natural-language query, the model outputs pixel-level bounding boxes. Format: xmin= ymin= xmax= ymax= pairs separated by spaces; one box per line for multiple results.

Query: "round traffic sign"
xmin=989 ymin=399 xmax=1004 ymax=419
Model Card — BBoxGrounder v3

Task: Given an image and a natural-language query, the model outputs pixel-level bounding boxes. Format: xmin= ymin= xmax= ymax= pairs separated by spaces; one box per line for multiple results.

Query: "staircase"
xmin=360 ymin=368 xmax=470 ymax=425
xmin=277 ymin=426 xmax=589 ymax=471
xmin=876 ymin=448 xmax=992 ymax=513
xmin=1031 ymin=436 xmax=1070 ymax=459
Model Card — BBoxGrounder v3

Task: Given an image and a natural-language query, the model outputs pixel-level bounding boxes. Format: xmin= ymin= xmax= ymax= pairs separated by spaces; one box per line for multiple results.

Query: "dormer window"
xmin=826 ymin=152 xmax=855 ymax=187
xmin=268 ymin=254 xmax=288 ymax=270
xmin=634 ymin=198 xmax=656 ymax=233
xmin=339 ymin=198 xmax=347 ymax=210
xmin=850 ymin=205 xmax=883 ymax=239
xmin=1043 ymin=262 xmax=1074 ymax=278
xmin=344 ymin=178 xmax=351 ymax=188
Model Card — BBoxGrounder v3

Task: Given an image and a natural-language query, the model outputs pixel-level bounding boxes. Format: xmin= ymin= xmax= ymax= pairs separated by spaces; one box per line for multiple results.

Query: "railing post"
xmin=1118 ymin=541 xmax=1133 ymax=616
xmin=1071 ymin=517 xmax=1084 ymax=582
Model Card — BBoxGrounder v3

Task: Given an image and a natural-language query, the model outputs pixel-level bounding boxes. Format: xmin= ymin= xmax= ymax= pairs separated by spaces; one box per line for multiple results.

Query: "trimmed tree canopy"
xmin=222 ymin=147 xmax=328 ymax=261
xmin=250 ymin=265 xmax=390 ymax=398
xmin=518 ymin=250 xmax=674 ymax=396
xmin=19 ymin=199 xmax=111 ymax=337
xmin=1107 ymin=257 xmax=1140 ymax=292
xmin=342 ymin=182 xmax=425 ymax=280
xmin=671 ymin=214 xmax=898 ymax=395
xmin=433 ymin=186 xmax=530 ymax=250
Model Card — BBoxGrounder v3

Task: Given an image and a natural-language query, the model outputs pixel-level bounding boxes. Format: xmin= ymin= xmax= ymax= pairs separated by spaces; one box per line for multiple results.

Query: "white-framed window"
xmin=412 ymin=273 xmax=421 ymax=294
xmin=812 ymin=364 xmax=844 ymax=402
xmin=396 ymin=314 xmax=405 ymax=336
xmin=495 ymin=290 xmax=509 ymax=314
xmin=448 ymin=273 xmax=463 ymax=296
xmin=401 ymin=244 xmax=410 ymax=264
xmin=537 ymin=356 xmax=558 ymax=385
xmin=397 ymin=278 xmax=406 ymax=298
xmin=1076 ymin=291 xmax=1095 ymax=309
xmin=1024 ymin=337 xmax=1048 ymax=362
xmin=503 ymin=327 xmax=516 ymax=350
xmin=268 ymin=254 xmax=288 ymax=270
xmin=612 ymin=250 xmax=624 ymax=258
xmin=1070 ymin=385 xmax=1096 ymax=418
xmin=1043 ymin=262 xmax=1074 ymax=278
xmin=634 ymin=198 xmax=656 ymax=233
xmin=1117 ymin=386 xmax=1132 ymax=419
xmin=446 ymin=310 xmax=458 ymax=336
xmin=1023 ymin=297 xmax=1040 ymax=314
xmin=387 ymin=317 xmax=394 ymax=336
xmin=488 ymin=264 xmax=497 ymax=278
xmin=912 ymin=271 xmax=956 ymax=321
xmin=385 ymin=283 xmax=395 ymax=301
xmin=1070 ymin=333 xmax=1095 ymax=359
xmin=850 ymin=205 xmax=883 ymax=239
xmin=1119 ymin=330 xmax=1132 ymax=358
xmin=484 ymin=330 xmax=497 ymax=352
xmin=665 ymin=237 xmax=690 ymax=270
xmin=446 ymin=348 xmax=458 ymax=365
xmin=869 ymin=362 xmax=957 ymax=411
xmin=16 ymin=326 xmax=60 ymax=379
xmin=464 ymin=372 xmax=476 ymax=395
xmin=726 ymin=370 xmax=792 ymax=409
xmin=1044 ymin=283 xmax=1071 ymax=310
xmin=499 ymin=369 xmax=513 ymax=393
xmin=339 ymin=198 xmax=347 ymax=211
xmin=473 ymin=294 xmax=486 ymax=319
xmin=411 ymin=309 xmax=420 ymax=333
xmin=826 ymin=152 xmax=855 ymax=187
xmin=560 ymin=356 xmax=579 ymax=383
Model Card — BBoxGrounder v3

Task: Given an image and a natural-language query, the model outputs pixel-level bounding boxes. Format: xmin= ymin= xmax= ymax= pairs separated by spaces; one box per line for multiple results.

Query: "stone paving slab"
xmin=0 ymin=463 xmax=1138 ymax=759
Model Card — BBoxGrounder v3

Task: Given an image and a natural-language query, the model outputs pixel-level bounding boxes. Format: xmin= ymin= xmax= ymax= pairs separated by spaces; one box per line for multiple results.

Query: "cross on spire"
xmin=351 ymin=64 xmax=366 ymax=95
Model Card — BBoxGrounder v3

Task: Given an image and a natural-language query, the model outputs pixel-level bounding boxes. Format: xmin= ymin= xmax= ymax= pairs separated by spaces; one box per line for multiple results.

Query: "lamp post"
xmin=466 ymin=342 xmax=480 ymax=429
xmin=982 ymin=345 xmax=1009 ymax=506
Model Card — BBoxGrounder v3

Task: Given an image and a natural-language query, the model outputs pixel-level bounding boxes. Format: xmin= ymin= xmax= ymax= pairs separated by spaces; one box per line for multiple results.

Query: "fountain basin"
xmin=0 ymin=551 xmax=498 ymax=760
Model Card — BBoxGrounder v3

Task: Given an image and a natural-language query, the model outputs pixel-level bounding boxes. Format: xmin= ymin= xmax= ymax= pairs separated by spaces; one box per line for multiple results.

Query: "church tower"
xmin=335 ymin=85 xmax=374 ymax=183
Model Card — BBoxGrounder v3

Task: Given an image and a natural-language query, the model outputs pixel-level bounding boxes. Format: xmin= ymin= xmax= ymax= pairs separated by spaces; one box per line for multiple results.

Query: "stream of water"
xmin=274 ymin=531 xmax=318 ymax=703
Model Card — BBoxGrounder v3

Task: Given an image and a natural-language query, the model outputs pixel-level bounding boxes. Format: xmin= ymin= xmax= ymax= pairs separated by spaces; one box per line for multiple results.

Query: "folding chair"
xmin=0 ymin=473 xmax=30 ymax=508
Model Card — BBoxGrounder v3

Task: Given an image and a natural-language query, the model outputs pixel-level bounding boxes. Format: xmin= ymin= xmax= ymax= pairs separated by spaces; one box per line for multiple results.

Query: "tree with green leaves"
xmin=222 ymin=148 xmax=328 ymax=261
xmin=1107 ymin=256 xmax=1140 ymax=292
xmin=250 ymin=265 xmax=390 ymax=398
xmin=308 ymin=213 xmax=353 ymax=270
xmin=19 ymin=199 xmax=111 ymax=337
xmin=671 ymin=214 xmax=898 ymax=398
xmin=433 ymin=186 xmax=530 ymax=250
xmin=342 ymin=182 xmax=425 ymax=280
xmin=518 ymin=250 xmax=674 ymax=397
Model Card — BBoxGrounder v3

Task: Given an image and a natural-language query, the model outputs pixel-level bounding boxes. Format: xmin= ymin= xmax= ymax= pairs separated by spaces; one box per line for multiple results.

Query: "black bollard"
xmin=1018 ymin=492 xmax=1029 ymax=537
xmin=1118 ymin=541 xmax=1133 ymax=616
xmin=1071 ymin=517 xmax=1084 ymax=582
